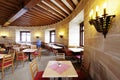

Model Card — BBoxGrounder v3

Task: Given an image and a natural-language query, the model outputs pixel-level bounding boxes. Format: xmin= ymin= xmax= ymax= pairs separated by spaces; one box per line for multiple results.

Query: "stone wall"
xmin=0 ymin=26 xmax=46 ymax=44
xmin=84 ymin=0 xmax=120 ymax=80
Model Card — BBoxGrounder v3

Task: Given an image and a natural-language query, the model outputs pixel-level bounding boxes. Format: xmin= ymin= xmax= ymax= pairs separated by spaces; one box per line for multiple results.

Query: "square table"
xmin=42 ymin=61 xmax=78 ymax=80
xmin=22 ymin=49 xmax=37 ymax=61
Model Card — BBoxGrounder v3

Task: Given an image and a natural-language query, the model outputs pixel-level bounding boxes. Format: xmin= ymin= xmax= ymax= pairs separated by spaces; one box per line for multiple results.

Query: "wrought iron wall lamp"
xmin=60 ymin=35 xmax=63 ymax=38
xmin=1 ymin=36 xmax=7 ymax=38
xmin=89 ymin=3 xmax=115 ymax=38
xmin=36 ymin=36 xmax=39 ymax=38
xmin=59 ymin=32 xmax=64 ymax=38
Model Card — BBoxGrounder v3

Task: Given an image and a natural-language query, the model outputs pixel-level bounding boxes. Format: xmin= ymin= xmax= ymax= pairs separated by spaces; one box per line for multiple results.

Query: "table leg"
xmin=28 ymin=52 xmax=31 ymax=61
xmin=58 ymin=78 xmax=62 ymax=80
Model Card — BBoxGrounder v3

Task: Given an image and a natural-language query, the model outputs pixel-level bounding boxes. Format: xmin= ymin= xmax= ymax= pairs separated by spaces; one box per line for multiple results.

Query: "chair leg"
xmin=22 ymin=60 xmax=24 ymax=67
xmin=2 ymin=68 xmax=4 ymax=79
xmin=12 ymin=65 xmax=14 ymax=73
xmin=16 ymin=60 xmax=19 ymax=68
xmin=38 ymin=55 xmax=41 ymax=60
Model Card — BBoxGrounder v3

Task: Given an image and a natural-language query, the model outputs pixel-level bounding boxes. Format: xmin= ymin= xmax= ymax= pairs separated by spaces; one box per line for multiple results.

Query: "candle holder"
xmin=89 ymin=4 xmax=115 ymax=38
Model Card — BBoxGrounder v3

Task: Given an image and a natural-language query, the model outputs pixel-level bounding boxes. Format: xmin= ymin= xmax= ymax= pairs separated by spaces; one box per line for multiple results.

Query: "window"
xmin=80 ymin=22 xmax=84 ymax=47
xmin=20 ymin=31 xmax=31 ymax=43
xmin=50 ymin=30 xmax=55 ymax=43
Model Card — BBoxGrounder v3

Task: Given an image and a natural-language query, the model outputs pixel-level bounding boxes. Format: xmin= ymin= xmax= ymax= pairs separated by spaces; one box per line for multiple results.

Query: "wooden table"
xmin=69 ymin=48 xmax=84 ymax=53
xmin=42 ymin=61 xmax=78 ymax=80
xmin=22 ymin=49 xmax=37 ymax=61
xmin=48 ymin=44 xmax=63 ymax=49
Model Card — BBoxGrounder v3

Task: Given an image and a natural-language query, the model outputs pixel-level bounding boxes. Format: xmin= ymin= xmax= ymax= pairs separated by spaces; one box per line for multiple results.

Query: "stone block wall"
xmin=84 ymin=0 xmax=120 ymax=80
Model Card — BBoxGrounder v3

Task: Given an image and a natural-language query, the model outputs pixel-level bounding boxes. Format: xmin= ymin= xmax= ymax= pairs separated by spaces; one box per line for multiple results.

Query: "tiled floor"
xmin=0 ymin=49 xmax=81 ymax=80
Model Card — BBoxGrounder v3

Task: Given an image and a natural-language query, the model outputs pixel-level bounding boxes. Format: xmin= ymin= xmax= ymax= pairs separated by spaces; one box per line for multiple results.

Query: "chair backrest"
xmin=51 ymin=48 xmax=58 ymax=55
xmin=2 ymin=54 xmax=13 ymax=68
xmin=8 ymin=49 xmax=15 ymax=54
xmin=56 ymin=53 xmax=65 ymax=61
xmin=30 ymin=45 xmax=37 ymax=49
xmin=16 ymin=51 xmax=25 ymax=60
xmin=64 ymin=47 xmax=73 ymax=56
xmin=29 ymin=59 xmax=38 ymax=80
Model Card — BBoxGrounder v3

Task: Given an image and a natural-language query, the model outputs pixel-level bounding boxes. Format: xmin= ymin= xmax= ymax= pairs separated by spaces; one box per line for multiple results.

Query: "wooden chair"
xmin=30 ymin=45 xmax=37 ymax=49
xmin=75 ymin=51 xmax=83 ymax=63
xmin=56 ymin=53 xmax=65 ymax=61
xmin=0 ymin=54 xmax=15 ymax=78
xmin=8 ymin=48 xmax=15 ymax=54
xmin=51 ymin=47 xmax=58 ymax=56
xmin=32 ymin=48 xmax=41 ymax=60
xmin=16 ymin=51 xmax=28 ymax=67
xmin=29 ymin=59 xmax=49 ymax=80
xmin=63 ymin=47 xmax=77 ymax=62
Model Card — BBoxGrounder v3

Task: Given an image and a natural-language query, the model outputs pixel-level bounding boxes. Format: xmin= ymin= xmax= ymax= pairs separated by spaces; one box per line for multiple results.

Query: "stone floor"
xmin=0 ymin=49 xmax=81 ymax=80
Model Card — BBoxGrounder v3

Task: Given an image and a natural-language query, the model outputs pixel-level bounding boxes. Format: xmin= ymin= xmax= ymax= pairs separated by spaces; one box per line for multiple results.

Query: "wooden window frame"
xmin=20 ymin=31 xmax=30 ymax=43
xmin=50 ymin=30 xmax=55 ymax=43
xmin=80 ymin=22 xmax=84 ymax=47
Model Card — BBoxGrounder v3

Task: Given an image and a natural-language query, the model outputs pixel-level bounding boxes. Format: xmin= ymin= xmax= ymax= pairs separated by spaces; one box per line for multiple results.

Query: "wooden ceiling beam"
xmin=43 ymin=0 xmax=68 ymax=17
xmin=55 ymin=0 xmax=71 ymax=14
xmin=28 ymin=9 xmax=56 ymax=21
xmin=22 ymin=13 xmax=49 ymax=22
xmin=0 ymin=0 xmax=20 ymax=5
xmin=0 ymin=1 xmax=20 ymax=10
xmin=12 ymin=12 xmax=56 ymax=26
xmin=35 ymin=6 xmax=61 ymax=20
xmin=37 ymin=2 xmax=65 ymax=19
xmin=0 ymin=3 xmax=18 ymax=12
xmin=23 ymin=14 xmax=46 ymax=21
xmin=11 ymin=14 xmax=55 ymax=26
xmin=66 ymin=0 xmax=76 ymax=9
xmin=3 ymin=0 xmax=40 ymax=27
xmin=33 ymin=6 xmax=61 ymax=21
xmin=11 ymin=16 xmax=42 ymax=26
xmin=31 ymin=9 xmax=57 ymax=21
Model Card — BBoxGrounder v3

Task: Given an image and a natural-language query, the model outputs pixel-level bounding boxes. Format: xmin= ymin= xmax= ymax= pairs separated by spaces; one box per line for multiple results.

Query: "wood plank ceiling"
xmin=0 ymin=0 xmax=81 ymax=27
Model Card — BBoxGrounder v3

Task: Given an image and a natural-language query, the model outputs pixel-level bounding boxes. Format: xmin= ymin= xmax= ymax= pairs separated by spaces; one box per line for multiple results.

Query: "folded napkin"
xmin=49 ymin=62 xmax=70 ymax=74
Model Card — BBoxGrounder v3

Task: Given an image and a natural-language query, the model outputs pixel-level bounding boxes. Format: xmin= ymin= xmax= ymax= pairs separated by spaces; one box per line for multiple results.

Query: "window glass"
xmin=50 ymin=30 xmax=55 ymax=43
xmin=20 ymin=31 xmax=31 ymax=43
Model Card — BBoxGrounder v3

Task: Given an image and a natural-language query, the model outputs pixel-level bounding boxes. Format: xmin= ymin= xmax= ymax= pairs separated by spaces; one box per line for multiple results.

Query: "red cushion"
xmin=34 ymin=71 xmax=49 ymax=80
xmin=33 ymin=51 xmax=39 ymax=54
xmin=33 ymin=53 xmax=39 ymax=56
xmin=0 ymin=61 xmax=12 ymax=67
xmin=17 ymin=55 xmax=28 ymax=60
xmin=33 ymin=52 xmax=39 ymax=56
xmin=76 ymin=55 xmax=81 ymax=59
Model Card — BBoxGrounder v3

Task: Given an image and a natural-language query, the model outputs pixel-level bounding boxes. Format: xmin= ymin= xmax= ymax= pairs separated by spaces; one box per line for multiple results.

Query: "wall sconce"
xmin=60 ymin=35 xmax=63 ymax=38
xmin=59 ymin=32 xmax=64 ymax=38
xmin=36 ymin=36 xmax=39 ymax=38
xmin=1 ymin=35 xmax=7 ymax=38
xmin=89 ymin=3 xmax=115 ymax=38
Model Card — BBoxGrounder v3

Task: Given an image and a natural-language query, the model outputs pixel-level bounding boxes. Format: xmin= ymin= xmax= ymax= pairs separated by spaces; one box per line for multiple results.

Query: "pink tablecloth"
xmin=49 ymin=62 xmax=70 ymax=74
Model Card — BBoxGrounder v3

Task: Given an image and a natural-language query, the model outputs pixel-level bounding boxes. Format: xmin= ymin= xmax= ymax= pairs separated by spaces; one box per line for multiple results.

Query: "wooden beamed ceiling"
xmin=0 ymin=0 xmax=81 ymax=27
